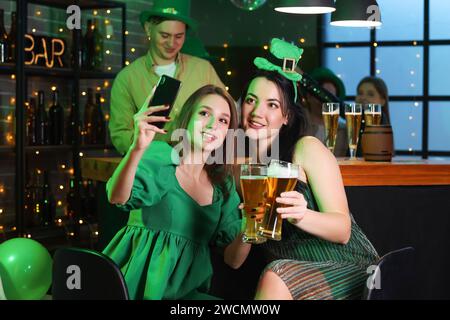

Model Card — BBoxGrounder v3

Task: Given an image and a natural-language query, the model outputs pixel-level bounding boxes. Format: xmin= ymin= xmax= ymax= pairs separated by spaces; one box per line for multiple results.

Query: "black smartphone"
xmin=148 ymin=75 xmax=182 ymax=129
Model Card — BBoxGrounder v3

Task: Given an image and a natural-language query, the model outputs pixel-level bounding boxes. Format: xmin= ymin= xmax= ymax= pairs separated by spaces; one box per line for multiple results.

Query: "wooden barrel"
xmin=361 ymin=125 xmax=394 ymax=162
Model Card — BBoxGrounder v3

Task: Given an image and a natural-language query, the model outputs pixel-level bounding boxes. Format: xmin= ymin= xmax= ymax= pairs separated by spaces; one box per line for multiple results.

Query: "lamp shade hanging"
xmin=274 ymin=0 xmax=336 ymax=14
xmin=331 ymin=0 xmax=382 ymax=27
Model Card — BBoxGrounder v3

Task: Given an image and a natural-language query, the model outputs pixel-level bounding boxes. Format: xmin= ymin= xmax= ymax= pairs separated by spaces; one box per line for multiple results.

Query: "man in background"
xmin=109 ymin=0 xmax=224 ymax=155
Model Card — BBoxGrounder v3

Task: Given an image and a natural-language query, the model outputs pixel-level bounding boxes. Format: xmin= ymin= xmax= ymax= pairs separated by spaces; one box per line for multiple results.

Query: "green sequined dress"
xmin=260 ymin=180 xmax=379 ymax=300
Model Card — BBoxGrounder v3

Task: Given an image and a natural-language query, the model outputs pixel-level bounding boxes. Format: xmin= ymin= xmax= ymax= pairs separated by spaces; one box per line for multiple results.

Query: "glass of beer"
xmin=364 ymin=104 xmax=382 ymax=126
xmin=240 ymin=164 xmax=268 ymax=244
xmin=322 ymin=103 xmax=340 ymax=153
xmin=345 ymin=103 xmax=363 ymax=159
xmin=258 ymin=160 xmax=299 ymax=241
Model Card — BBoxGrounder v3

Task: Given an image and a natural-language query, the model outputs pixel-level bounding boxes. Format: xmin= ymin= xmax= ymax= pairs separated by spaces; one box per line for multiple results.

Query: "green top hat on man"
xmin=139 ymin=0 xmax=198 ymax=30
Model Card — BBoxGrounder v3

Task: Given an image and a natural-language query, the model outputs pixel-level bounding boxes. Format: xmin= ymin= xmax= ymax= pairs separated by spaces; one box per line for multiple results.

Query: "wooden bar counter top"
xmin=81 ymin=156 xmax=450 ymax=186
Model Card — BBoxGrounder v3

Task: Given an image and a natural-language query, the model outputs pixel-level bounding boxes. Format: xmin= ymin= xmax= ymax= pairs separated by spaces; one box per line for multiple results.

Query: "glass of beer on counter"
xmin=364 ymin=104 xmax=382 ymax=126
xmin=322 ymin=103 xmax=340 ymax=153
xmin=345 ymin=103 xmax=363 ymax=159
xmin=258 ymin=160 xmax=299 ymax=241
xmin=240 ymin=164 xmax=268 ymax=244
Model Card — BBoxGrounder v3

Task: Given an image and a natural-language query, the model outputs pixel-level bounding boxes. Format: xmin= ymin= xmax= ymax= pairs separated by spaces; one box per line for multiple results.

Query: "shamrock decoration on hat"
xmin=139 ymin=0 xmax=198 ymax=30
xmin=254 ymin=38 xmax=304 ymax=102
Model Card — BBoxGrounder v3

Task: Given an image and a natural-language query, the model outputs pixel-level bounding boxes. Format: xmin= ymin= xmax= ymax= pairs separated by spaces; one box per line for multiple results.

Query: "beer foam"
xmin=240 ymin=176 xmax=267 ymax=180
xmin=322 ymin=110 xmax=339 ymax=115
xmin=267 ymin=164 xmax=299 ymax=178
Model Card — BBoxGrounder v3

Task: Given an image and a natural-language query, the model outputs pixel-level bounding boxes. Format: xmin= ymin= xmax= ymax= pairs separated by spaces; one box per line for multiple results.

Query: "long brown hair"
xmin=165 ymin=85 xmax=238 ymax=198
xmin=357 ymin=76 xmax=391 ymax=124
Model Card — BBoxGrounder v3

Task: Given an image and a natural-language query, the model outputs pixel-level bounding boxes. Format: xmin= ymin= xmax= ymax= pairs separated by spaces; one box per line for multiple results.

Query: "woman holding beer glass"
xmin=103 ymin=85 xmax=250 ymax=300
xmin=240 ymin=39 xmax=379 ymax=300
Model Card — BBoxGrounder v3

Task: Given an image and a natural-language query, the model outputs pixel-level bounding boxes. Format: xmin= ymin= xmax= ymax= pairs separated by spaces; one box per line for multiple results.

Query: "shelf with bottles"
xmin=22 ymin=164 xmax=100 ymax=241
xmin=19 ymin=86 xmax=111 ymax=151
xmin=1 ymin=3 xmax=125 ymax=76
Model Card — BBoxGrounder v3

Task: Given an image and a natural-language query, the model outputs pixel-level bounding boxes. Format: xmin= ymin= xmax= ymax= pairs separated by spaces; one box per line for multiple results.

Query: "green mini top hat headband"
xmin=254 ymin=38 xmax=304 ymax=102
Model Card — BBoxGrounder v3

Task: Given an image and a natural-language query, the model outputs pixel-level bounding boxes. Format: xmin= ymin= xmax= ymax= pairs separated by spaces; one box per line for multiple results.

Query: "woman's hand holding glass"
xmin=275 ymin=191 xmax=308 ymax=225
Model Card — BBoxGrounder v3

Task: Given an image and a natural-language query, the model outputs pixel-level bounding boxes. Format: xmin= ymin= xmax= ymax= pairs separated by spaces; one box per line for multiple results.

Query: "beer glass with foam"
xmin=258 ymin=160 xmax=299 ymax=241
xmin=240 ymin=164 xmax=268 ymax=244
xmin=364 ymin=104 xmax=382 ymax=126
xmin=345 ymin=103 xmax=363 ymax=159
xmin=322 ymin=103 xmax=340 ymax=154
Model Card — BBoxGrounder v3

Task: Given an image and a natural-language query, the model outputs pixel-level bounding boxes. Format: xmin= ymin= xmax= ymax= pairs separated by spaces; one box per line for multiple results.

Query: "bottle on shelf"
xmin=48 ymin=89 xmax=64 ymax=145
xmin=66 ymin=91 xmax=80 ymax=145
xmin=66 ymin=176 xmax=77 ymax=220
xmin=26 ymin=98 xmax=37 ymax=146
xmin=92 ymin=18 xmax=104 ymax=71
xmin=71 ymin=29 xmax=83 ymax=69
xmin=41 ymin=171 xmax=56 ymax=227
xmin=0 ymin=9 xmax=8 ymax=63
xmin=24 ymin=170 xmax=42 ymax=228
xmin=82 ymin=20 xmax=95 ymax=70
xmin=93 ymin=93 xmax=106 ymax=145
xmin=6 ymin=11 xmax=16 ymax=63
xmin=35 ymin=91 xmax=48 ymax=145
xmin=80 ymin=179 xmax=96 ymax=220
xmin=83 ymin=88 xmax=95 ymax=144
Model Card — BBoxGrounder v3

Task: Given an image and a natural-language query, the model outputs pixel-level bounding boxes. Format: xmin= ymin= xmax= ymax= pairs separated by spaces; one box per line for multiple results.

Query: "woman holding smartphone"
xmin=103 ymin=85 xmax=250 ymax=300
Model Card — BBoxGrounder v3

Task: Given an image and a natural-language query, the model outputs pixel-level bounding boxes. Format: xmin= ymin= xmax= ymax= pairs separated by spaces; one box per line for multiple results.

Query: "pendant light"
xmin=274 ymin=0 xmax=336 ymax=14
xmin=331 ymin=0 xmax=382 ymax=27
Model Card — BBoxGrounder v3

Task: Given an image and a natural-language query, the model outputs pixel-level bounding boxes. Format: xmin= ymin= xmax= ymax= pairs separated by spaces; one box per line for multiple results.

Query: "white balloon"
xmin=230 ymin=0 xmax=268 ymax=11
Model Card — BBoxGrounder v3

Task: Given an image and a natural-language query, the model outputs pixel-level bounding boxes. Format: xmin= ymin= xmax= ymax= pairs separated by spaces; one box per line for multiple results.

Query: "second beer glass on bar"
xmin=364 ymin=104 xmax=382 ymax=126
xmin=345 ymin=103 xmax=362 ymax=159
xmin=322 ymin=103 xmax=340 ymax=153
xmin=258 ymin=160 xmax=299 ymax=241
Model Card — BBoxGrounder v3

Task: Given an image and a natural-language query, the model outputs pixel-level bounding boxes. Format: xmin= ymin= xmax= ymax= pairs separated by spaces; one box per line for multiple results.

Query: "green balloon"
xmin=0 ymin=238 xmax=52 ymax=300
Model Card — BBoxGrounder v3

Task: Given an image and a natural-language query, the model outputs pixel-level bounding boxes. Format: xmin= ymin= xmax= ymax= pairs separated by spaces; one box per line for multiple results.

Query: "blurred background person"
xmin=356 ymin=76 xmax=391 ymax=125
xmin=355 ymin=76 xmax=393 ymax=157
xmin=109 ymin=0 xmax=224 ymax=155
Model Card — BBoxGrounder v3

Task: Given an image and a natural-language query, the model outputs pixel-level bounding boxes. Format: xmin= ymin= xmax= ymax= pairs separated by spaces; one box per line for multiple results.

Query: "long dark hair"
xmin=165 ymin=85 xmax=238 ymax=199
xmin=241 ymin=70 xmax=310 ymax=162
xmin=357 ymin=76 xmax=391 ymax=124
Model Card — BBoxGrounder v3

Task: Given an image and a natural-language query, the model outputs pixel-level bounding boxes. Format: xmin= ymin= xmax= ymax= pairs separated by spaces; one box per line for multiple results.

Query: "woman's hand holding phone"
xmin=131 ymin=87 xmax=171 ymax=151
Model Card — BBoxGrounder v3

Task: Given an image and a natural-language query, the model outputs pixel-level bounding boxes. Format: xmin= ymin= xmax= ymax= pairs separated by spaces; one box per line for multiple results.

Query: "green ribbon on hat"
xmin=254 ymin=38 xmax=304 ymax=102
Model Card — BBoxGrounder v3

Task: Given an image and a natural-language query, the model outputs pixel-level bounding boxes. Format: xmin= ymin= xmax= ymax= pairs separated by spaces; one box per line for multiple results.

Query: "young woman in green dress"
xmin=103 ymin=85 xmax=251 ymax=300
xmin=239 ymin=39 xmax=379 ymax=300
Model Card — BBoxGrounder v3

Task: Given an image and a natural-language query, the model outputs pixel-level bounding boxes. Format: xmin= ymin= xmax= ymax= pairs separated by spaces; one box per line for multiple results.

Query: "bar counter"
xmin=82 ymin=156 xmax=450 ymax=299
xmin=81 ymin=156 xmax=450 ymax=186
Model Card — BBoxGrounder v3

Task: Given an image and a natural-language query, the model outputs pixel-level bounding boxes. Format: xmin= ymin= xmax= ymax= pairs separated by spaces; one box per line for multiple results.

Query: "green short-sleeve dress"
xmin=102 ymin=141 xmax=241 ymax=300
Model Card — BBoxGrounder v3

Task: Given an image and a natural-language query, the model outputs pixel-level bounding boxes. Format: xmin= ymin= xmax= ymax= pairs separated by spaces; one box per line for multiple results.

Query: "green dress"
xmin=102 ymin=141 xmax=241 ymax=300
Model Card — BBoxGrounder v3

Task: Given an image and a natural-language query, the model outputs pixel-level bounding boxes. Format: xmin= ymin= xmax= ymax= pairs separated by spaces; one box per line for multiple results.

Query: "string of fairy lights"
xmin=218 ymin=37 xmax=307 ymax=94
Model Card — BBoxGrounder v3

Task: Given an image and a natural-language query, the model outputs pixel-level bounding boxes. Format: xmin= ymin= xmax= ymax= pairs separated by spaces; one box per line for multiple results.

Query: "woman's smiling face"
xmin=187 ymin=94 xmax=231 ymax=153
xmin=242 ymin=77 xmax=288 ymax=141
